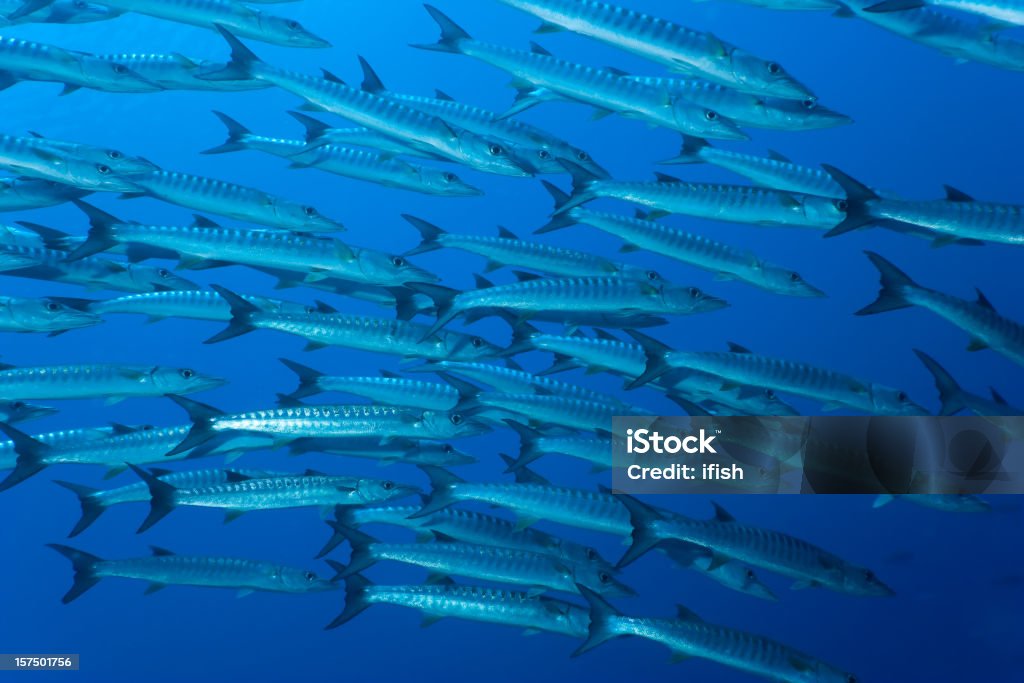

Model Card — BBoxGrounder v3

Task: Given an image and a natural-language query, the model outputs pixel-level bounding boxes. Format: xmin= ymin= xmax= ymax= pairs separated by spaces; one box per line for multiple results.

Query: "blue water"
xmin=1 ymin=1 xmax=1022 ymax=681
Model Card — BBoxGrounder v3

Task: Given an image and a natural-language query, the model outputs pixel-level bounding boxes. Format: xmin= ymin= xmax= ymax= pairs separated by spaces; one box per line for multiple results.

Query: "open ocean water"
xmin=0 ymin=1 xmax=1022 ymax=681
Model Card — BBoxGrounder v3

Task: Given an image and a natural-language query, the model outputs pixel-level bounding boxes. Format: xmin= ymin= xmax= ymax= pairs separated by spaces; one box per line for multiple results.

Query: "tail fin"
xmin=499 ymin=454 xmax=551 ymax=486
xmin=8 ymin=0 xmax=57 ymax=20
xmin=913 ymin=349 xmax=966 ymax=416
xmin=47 ymin=544 xmax=102 ymax=604
xmin=279 ymin=358 xmax=324 ymax=400
xmin=856 ymin=251 xmax=916 ymax=316
xmin=501 ymin=321 xmax=541 ymax=356
xmin=316 ymin=511 xmax=356 ymax=559
xmin=202 ymin=26 xmax=262 ymax=81
xmin=623 ymin=329 xmax=674 ymax=389
xmin=407 ymin=465 xmax=465 ymax=519
xmin=503 ymin=420 xmax=545 ymax=471
xmin=54 ymin=481 xmax=104 ymax=538
xmin=128 ymin=464 xmax=177 ymax=533
xmin=402 ymin=215 xmax=447 ymax=256
xmin=572 ymin=584 xmax=625 ymax=657
xmin=206 ymin=285 xmax=261 ymax=344
xmin=552 ymin=161 xmax=600 ymax=215
xmin=611 ymin=488 xmax=668 ymax=569
xmin=288 ymin=111 xmax=332 ymax=144
xmin=357 ymin=56 xmax=387 ymax=94
xmin=403 ymin=283 xmax=461 ymax=341
xmin=202 ymin=111 xmax=251 ymax=155
xmin=0 ymin=421 xmax=50 ymax=492
xmin=324 ymin=524 xmax=377 ymax=576
xmin=660 ymin=135 xmax=711 ymax=165
xmin=821 ymin=165 xmax=880 ymax=237
xmin=534 ymin=181 xmax=578 ymax=234
xmin=64 ymin=199 xmax=123 ymax=262
xmin=324 ymin=571 xmax=373 ymax=629
xmin=411 ymin=5 xmax=471 ymax=53
xmin=165 ymin=395 xmax=224 ymax=456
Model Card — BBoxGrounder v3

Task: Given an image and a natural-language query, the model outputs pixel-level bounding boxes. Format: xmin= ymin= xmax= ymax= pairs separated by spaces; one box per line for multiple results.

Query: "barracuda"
xmin=14 ymin=0 xmax=330 ymax=48
xmin=324 ymin=524 xmax=634 ymax=597
xmin=0 ymin=241 xmax=198 ymax=293
xmin=405 ymin=358 xmax=614 ymax=403
xmin=539 ymin=181 xmax=826 ymax=298
xmin=48 ymin=545 xmax=336 ymax=604
xmin=469 ymin=391 xmax=647 ymax=433
xmin=0 ymin=362 xmax=224 ymax=403
xmin=0 ymin=177 xmax=90 ymax=211
xmin=626 ymin=329 xmax=926 ymax=415
xmin=203 ymin=28 xmax=530 ymax=177
xmin=574 ymin=587 xmax=856 ymax=681
xmin=825 ymin=165 xmax=1024 ymax=246
xmin=615 ymin=492 xmax=894 ymax=597
xmin=279 ymin=358 xmax=462 ymax=410
xmin=411 ymin=272 xmax=728 ymax=339
xmin=287 ymin=112 xmax=446 ymax=162
xmin=205 ymin=286 xmax=504 ymax=362
xmin=326 ymin=574 xmax=591 ymax=635
xmin=63 ymin=290 xmax=314 ymax=324
xmin=914 ymin=349 xmax=1023 ymax=420
xmin=66 ymin=201 xmax=434 ymax=288
xmin=288 ymin=437 xmax=476 ymax=468
xmin=92 ymin=53 xmax=270 ymax=92
xmin=55 ymin=467 xmax=290 ymax=537
xmin=205 ymin=112 xmax=483 ymax=197
xmin=867 ymin=0 xmax=1024 ymax=27
xmin=128 ymin=465 xmax=418 ymax=533
xmin=358 ymin=57 xmax=607 ymax=176
xmin=118 ymin=170 xmax=345 ymax=233
xmin=166 ymin=395 xmax=487 ymax=457
xmin=0 ymin=0 xmax=117 ymax=25
xmin=414 ymin=7 xmax=747 ymax=141
xmin=0 ymin=295 xmax=99 ymax=333
xmin=494 ymin=0 xmax=814 ymax=99
xmin=555 ymin=162 xmax=846 ymax=231
xmin=0 ymin=398 xmax=56 ymax=424
xmin=323 ymin=503 xmax=614 ymax=570
xmin=0 ymin=35 xmax=160 ymax=93
xmin=0 ymin=132 xmax=158 ymax=191
xmin=837 ymin=0 xmax=1024 ymax=71
xmin=0 ymin=425 xmax=115 ymax=489
xmin=504 ymin=420 xmax=613 ymax=471
xmin=403 ymin=215 xmax=649 ymax=278
xmin=859 ymin=252 xmax=1024 ymax=367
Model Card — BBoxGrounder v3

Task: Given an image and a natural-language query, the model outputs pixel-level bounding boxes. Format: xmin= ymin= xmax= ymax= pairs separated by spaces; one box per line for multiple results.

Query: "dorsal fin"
xmin=321 ymin=69 xmax=346 ymax=85
xmin=727 ymin=342 xmax=752 ymax=354
xmin=975 ymin=289 xmax=996 ymax=312
xmin=315 ymin=300 xmax=338 ymax=314
xmin=654 ymin=172 xmax=682 ymax=183
xmin=603 ymin=66 xmax=629 ymax=77
xmin=675 ymin=604 xmax=704 ymax=622
xmin=944 ymin=185 xmax=974 ymax=202
xmin=529 ymin=42 xmax=552 ymax=56
xmin=593 ymin=329 xmax=618 ymax=342
xmin=434 ymin=89 xmax=455 ymax=102
xmin=497 ymin=226 xmax=519 ymax=240
xmin=512 ymin=271 xmax=542 ymax=282
xmin=766 ymin=149 xmax=791 ymax=163
xmin=473 ymin=274 xmax=495 ymax=289
xmin=710 ymin=502 xmax=735 ymax=523
xmin=150 ymin=546 xmax=175 ymax=557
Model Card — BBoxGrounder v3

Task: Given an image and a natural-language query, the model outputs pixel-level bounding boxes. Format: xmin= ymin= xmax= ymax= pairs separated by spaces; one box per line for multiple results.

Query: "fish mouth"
xmin=12 ymin=404 xmax=59 ymax=422
xmin=313 ymin=218 xmax=347 ymax=233
xmin=294 ymin=35 xmax=333 ymax=49
xmin=191 ymin=377 xmax=230 ymax=393
xmin=710 ymin=123 xmax=750 ymax=142
xmin=448 ymin=185 xmax=485 ymax=197
xmin=390 ymin=484 xmax=423 ymax=500
xmin=695 ymin=296 xmax=730 ymax=313
xmin=401 ymin=268 xmax=441 ymax=285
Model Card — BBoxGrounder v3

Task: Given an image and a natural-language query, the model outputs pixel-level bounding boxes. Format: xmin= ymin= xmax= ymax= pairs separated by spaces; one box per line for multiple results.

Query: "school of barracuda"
xmin=0 ymin=0 xmax=1019 ymax=681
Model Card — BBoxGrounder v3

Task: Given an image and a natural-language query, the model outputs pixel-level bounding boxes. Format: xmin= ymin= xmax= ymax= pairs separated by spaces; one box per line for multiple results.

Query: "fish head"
xmin=356 ymin=477 xmax=421 ymax=504
xmin=150 ymin=366 xmax=227 ymax=396
xmin=760 ymin=264 xmax=827 ymax=298
xmin=0 ymin=399 xmax=57 ymax=424
xmin=672 ymin=100 xmax=748 ymax=141
xmin=129 ymin=264 xmax=199 ymax=292
xmin=418 ymin=410 xmax=490 ymax=440
xmin=0 ymin=224 xmax=47 ymax=248
xmin=285 ymin=201 xmax=345 ymax=233
xmin=7 ymin=297 xmax=103 ymax=332
xmin=574 ymin=563 xmax=636 ymax=597
xmin=727 ymin=50 xmax=815 ymax=100
xmin=554 ymin=146 xmax=609 ymax=179
xmin=408 ymin=442 xmax=477 ymax=467
xmin=790 ymin=656 xmax=859 ymax=683
xmin=0 ymin=250 xmax=41 ymax=272
xmin=869 ymin=385 xmax=928 ymax=416
xmin=801 ymin=195 xmax=849 ymax=230
xmin=736 ymin=566 xmax=778 ymax=601
xmin=446 ymin=333 xmax=504 ymax=361
xmin=659 ymin=283 xmax=729 ymax=315
xmin=73 ymin=55 xmax=164 ymax=92
xmin=43 ymin=1 xmax=120 ymax=24
xmin=773 ymin=98 xmax=853 ymax=131
xmin=277 ymin=567 xmax=338 ymax=593
xmin=358 ymin=251 xmax=439 ymax=287
xmin=454 ymin=130 xmax=533 ymax=177
xmin=840 ymin=565 xmax=896 ymax=597
xmin=417 ymin=168 xmax=483 ymax=197
xmin=260 ymin=15 xmax=332 ymax=48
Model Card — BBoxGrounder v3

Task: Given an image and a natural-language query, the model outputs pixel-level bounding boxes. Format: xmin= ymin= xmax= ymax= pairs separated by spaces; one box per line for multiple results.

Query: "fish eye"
xmin=646 ymin=270 xmax=660 ymax=281
xmin=576 ymin=151 xmax=590 ymax=161
xmin=74 ymin=0 xmax=87 ymax=7
xmin=704 ymin=110 xmax=718 ymax=121
xmin=180 ymin=368 xmax=195 ymax=379
xmin=802 ymin=98 xmax=817 ymax=110
xmin=442 ymin=172 xmax=456 ymax=182
xmin=286 ymin=20 xmax=301 ymax=30
xmin=537 ymin=149 xmax=552 ymax=160
xmin=443 ymin=444 xmax=454 ymax=454
xmin=450 ymin=414 xmax=464 ymax=425
xmin=767 ymin=62 xmax=781 ymax=75
xmin=303 ymin=206 xmax=318 ymax=217
xmin=12 ymin=401 xmax=24 ymax=409
xmin=96 ymin=164 xmax=111 ymax=174
xmin=391 ymin=256 xmax=406 ymax=267
xmin=789 ymin=272 xmax=802 ymax=282
xmin=470 ymin=337 xmax=484 ymax=348
xmin=45 ymin=301 xmax=61 ymax=311
xmin=834 ymin=199 xmax=849 ymax=212
xmin=112 ymin=64 xmax=128 ymax=75
xmin=688 ymin=287 xmax=701 ymax=298
xmin=304 ymin=570 xmax=316 ymax=581
xmin=107 ymin=150 xmax=124 ymax=160
xmin=488 ymin=144 xmax=503 ymax=156
xmin=745 ymin=569 xmax=756 ymax=580
xmin=863 ymin=569 xmax=875 ymax=580
xmin=847 ymin=676 xmax=858 ymax=683
xmin=382 ymin=480 xmax=395 ymax=491
xmin=586 ymin=548 xmax=598 ymax=561
xmin=304 ymin=306 xmax=316 ymax=314
xmin=598 ymin=572 xmax=611 ymax=584
xmin=157 ymin=268 xmax=171 ymax=278
xmin=896 ymin=392 xmax=908 ymax=402
xmin=765 ymin=389 xmax=776 ymax=400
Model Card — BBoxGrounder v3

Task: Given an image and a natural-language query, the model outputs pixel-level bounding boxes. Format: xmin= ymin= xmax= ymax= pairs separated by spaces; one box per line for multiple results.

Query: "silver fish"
xmin=0 ymin=295 xmax=102 ymax=334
